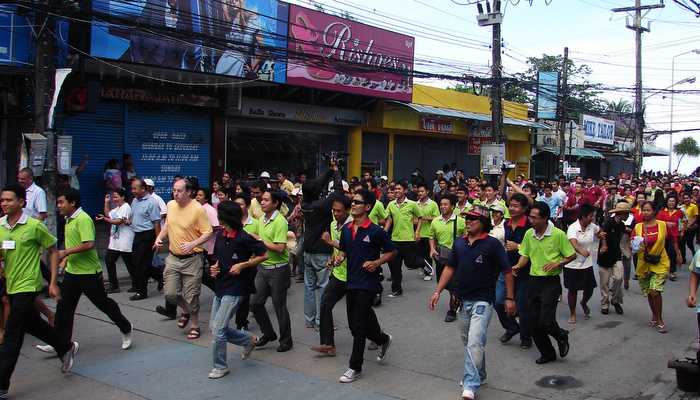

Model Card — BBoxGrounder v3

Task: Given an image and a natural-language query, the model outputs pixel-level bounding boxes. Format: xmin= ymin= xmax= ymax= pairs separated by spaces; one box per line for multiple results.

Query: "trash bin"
xmin=668 ymin=355 xmax=700 ymax=393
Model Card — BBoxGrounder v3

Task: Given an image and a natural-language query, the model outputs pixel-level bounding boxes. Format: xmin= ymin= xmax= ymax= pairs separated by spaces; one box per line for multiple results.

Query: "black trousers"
xmin=347 ymin=289 xmax=389 ymax=372
xmin=527 ymin=276 xmax=567 ymax=360
xmin=681 ymin=229 xmax=696 ymax=264
xmin=320 ymin=275 xmax=347 ymax=346
xmin=0 ymin=292 xmax=70 ymax=391
xmin=387 ymin=241 xmax=422 ymax=293
xmin=417 ymin=238 xmax=432 ymax=275
xmin=55 ymin=272 xmax=131 ymax=346
xmin=104 ymin=249 xmax=134 ymax=288
xmin=132 ymin=230 xmax=156 ymax=296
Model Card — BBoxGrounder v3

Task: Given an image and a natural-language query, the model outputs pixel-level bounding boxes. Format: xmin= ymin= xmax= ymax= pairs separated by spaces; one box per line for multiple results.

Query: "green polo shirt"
xmin=386 ymin=198 xmax=419 ymax=242
xmin=369 ymin=201 xmax=387 ymax=225
xmin=416 ymin=198 xmax=440 ymax=238
xmin=243 ymin=215 xmax=260 ymax=236
xmin=260 ymin=211 xmax=289 ymax=266
xmin=0 ymin=214 xmax=56 ymax=294
xmin=64 ymin=208 xmax=101 ymax=275
xmin=518 ymin=223 xmax=575 ymax=277
xmin=428 ymin=215 xmax=466 ymax=248
xmin=330 ymin=217 xmax=351 ymax=282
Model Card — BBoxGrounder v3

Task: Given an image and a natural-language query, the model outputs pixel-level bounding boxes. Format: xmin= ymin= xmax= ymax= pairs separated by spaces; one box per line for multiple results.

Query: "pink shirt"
xmin=201 ymin=203 xmax=219 ymax=254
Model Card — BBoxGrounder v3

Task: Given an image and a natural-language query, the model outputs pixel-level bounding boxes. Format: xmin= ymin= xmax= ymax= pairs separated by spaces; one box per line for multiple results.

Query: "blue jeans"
xmin=303 ymin=253 xmax=331 ymax=326
xmin=210 ymin=295 xmax=253 ymax=370
xmin=495 ymin=274 xmax=530 ymax=341
xmin=460 ymin=300 xmax=493 ymax=394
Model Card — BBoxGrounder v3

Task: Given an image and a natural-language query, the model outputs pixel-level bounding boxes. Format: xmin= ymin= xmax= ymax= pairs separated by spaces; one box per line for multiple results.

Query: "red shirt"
xmin=657 ymin=208 xmax=682 ymax=240
xmin=583 ymin=185 xmax=604 ymax=206
xmin=642 ymin=223 xmax=660 ymax=248
xmin=631 ymin=206 xmax=644 ymax=224
xmin=564 ymin=194 xmax=592 ymax=221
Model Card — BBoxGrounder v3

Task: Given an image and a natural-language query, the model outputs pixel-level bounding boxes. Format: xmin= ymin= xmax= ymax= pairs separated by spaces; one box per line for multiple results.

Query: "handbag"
xmin=437 ymin=216 xmax=458 ymax=264
xmin=642 ymin=223 xmax=662 ymax=265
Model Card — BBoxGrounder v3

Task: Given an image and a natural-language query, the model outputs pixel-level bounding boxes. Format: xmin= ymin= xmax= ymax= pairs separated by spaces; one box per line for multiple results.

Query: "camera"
xmin=502 ymin=162 xmax=516 ymax=171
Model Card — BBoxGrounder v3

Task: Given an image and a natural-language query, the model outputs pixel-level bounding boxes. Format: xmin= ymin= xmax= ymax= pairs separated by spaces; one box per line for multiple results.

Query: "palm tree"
xmin=674 ymin=137 xmax=700 ymax=171
xmin=606 ymin=99 xmax=633 ymax=114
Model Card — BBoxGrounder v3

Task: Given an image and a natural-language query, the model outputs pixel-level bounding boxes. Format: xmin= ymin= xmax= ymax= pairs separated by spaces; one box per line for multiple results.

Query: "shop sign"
xmin=468 ymin=136 xmax=492 ymax=155
xmin=565 ymin=166 xmax=581 ymax=174
xmin=241 ymin=98 xmax=366 ymax=126
xmin=90 ymin=0 xmax=289 ymax=83
xmin=101 ymin=85 xmax=220 ymax=108
xmin=469 ymin=122 xmax=492 ymax=137
xmin=0 ymin=5 xmax=32 ymax=67
xmin=287 ymin=5 xmax=414 ymax=102
xmin=421 ymin=117 xmax=453 ymax=134
xmin=582 ymin=114 xmax=615 ymax=145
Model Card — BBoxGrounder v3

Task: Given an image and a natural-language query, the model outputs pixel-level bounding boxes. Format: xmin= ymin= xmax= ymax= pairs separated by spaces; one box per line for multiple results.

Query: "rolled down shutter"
xmin=125 ymin=104 xmax=211 ymax=199
xmin=57 ymin=101 xmax=125 ymax=217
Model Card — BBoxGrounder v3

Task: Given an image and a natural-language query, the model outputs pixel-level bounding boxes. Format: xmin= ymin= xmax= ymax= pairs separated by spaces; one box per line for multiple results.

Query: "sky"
xmin=288 ymin=0 xmax=700 ymax=174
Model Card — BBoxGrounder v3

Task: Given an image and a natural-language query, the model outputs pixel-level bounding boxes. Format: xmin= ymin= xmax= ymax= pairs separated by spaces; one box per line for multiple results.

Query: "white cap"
xmin=144 ymin=178 xmax=155 ymax=187
xmin=380 ymin=175 xmax=388 ymax=181
xmin=328 ymin=180 xmax=350 ymax=192
xmin=291 ymin=187 xmax=302 ymax=196
xmin=260 ymin=171 xmax=271 ymax=179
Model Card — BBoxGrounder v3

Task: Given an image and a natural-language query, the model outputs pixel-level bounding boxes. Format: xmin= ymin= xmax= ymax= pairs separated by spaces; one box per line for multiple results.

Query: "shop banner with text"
xmin=287 ymin=5 xmax=414 ymax=102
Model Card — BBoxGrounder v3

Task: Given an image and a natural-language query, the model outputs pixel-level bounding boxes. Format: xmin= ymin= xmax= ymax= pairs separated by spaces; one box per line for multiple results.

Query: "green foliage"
xmin=674 ymin=137 xmax=700 ymax=170
xmin=606 ymin=99 xmax=633 ymax=114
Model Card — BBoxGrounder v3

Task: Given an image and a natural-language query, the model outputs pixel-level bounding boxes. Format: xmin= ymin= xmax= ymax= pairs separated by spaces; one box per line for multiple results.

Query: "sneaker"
xmin=388 ymin=291 xmax=403 ymax=298
xmin=444 ymin=310 xmax=457 ymax=323
xmin=377 ymin=334 xmax=392 ymax=363
xmin=423 ymin=275 xmax=432 ymax=281
xmin=461 ymin=388 xmax=475 ymax=400
xmin=339 ymin=368 xmax=361 ymax=383
xmin=208 ymin=368 xmax=230 ymax=379
xmin=556 ymin=332 xmax=570 ymax=358
xmin=106 ymin=285 xmax=120 ymax=294
xmin=613 ymin=303 xmax=624 ymax=315
xmin=121 ymin=323 xmax=133 ymax=350
xmin=242 ymin=336 xmax=257 ymax=360
xmin=61 ymin=341 xmax=79 ymax=373
xmin=520 ymin=338 xmax=533 ymax=349
xmin=36 ymin=344 xmax=55 ymax=353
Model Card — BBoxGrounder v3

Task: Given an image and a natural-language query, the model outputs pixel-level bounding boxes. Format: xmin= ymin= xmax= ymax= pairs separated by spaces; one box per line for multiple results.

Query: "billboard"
xmin=582 ymin=114 xmax=615 ymax=146
xmin=536 ymin=71 xmax=558 ymax=120
xmin=287 ymin=5 xmax=414 ymax=102
xmin=90 ymin=0 xmax=289 ymax=83
xmin=0 ymin=5 xmax=33 ymax=67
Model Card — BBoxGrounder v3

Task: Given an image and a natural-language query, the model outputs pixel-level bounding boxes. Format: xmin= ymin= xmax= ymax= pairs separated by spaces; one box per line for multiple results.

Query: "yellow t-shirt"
xmin=634 ymin=221 xmax=670 ymax=276
xmin=166 ymin=200 xmax=213 ymax=255
xmin=280 ymin=179 xmax=295 ymax=195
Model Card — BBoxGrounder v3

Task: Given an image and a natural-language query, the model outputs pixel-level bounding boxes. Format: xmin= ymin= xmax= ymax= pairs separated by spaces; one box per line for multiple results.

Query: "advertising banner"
xmin=582 ymin=114 xmax=615 ymax=145
xmin=536 ymin=71 xmax=558 ymax=120
xmin=90 ymin=0 xmax=289 ymax=83
xmin=0 ymin=5 xmax=33 ymax=67
xmin=287 ymin=5 xmax=414 ymax=101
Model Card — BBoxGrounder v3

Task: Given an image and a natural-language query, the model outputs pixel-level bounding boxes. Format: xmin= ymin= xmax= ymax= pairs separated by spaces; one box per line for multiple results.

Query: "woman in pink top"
xmin=195 ymin=188 xmax=220 ymax=255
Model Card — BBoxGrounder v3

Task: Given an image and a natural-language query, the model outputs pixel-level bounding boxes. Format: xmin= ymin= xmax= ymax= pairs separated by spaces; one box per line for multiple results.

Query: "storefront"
xmin=224 ymin=97 xmax=366 ymax=178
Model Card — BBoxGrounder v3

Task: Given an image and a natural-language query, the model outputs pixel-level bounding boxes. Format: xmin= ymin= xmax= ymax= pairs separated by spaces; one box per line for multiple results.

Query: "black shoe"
xmin=276 ymin=342 xmax=293 ymax=352
xmin=155 ymin=305 xmax=176 ymax=320
xmin=500 ymin=331 xmax=517 ymax=344
xmin=601 ymin=308 xmax=609 ymax=315
xmin=372 ymin=294 xmax=382 ymax=307
xmin=520 ymin=338 xmax=532 ymax=349
xmin=127 ymin=287 xmax=138 ymax=293
xmin=612 ymin=303 xmax=624 ymax=315
xmin=388 ymin=290 xmax=402 ymax=298
xmin=535 ymin=356 xmax=556 ymax=364
xmin=556 ymin=332 xmax=570 ymax=358
xmin=106 ymin=286 xmax=120 ymax=294
xmin=256 ymin=334 xmax=278 ymax=347
xmin=236 ymin=322 xmax=249 ymax=331
xmin=129 ymin=293 xmax=147 ymax=301
xmin=444 ymin=310 xmax=457 ymax=323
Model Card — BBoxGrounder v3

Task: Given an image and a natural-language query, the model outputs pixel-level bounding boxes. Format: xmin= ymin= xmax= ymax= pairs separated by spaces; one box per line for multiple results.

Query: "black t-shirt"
xmin=505 ymin=217 xmax=531 ymax=281
xmin=448 ymin=235 xmax=511 ymax=304
xmin=597 ymin=217 xmax=626 ymax=267
xmin=212 ymin=230 xmax=267 ymax=297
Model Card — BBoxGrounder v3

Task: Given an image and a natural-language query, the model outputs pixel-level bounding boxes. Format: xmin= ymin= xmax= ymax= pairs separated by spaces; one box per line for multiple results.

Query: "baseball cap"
xmin=144 ymin=178 xmax=155 ymax=187
xmin=260 ymin=171 xmax=271 ymax=179
xmin=489 ymin=203 xmax=506 ymax=215
xmin=436 ymin=170 xmax=444 ymax=175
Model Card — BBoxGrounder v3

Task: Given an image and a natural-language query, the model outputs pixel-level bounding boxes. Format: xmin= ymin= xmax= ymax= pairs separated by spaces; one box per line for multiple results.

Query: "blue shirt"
xmin=537 ymin=194 xmax=563 ymax=219
xmin=213 ymin=229 xmax=267 ymax=297
xmin=130 ymin=195 xmax=161 ymax=232
xmin=339 ymin=219 xmax=396 ymax=292
xmin=448 ymin=234 xmax=511 ymax=304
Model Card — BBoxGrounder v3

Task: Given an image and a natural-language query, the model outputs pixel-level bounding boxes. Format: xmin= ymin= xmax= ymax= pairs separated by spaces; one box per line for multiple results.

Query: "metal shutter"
xmin=125 ymin=104 xmax=211 ymax=199
xmin=55 ymin=101 xmax=125 ymax=217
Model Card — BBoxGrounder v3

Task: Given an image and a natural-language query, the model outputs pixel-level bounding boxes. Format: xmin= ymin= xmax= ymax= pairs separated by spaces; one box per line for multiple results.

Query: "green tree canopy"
xmin=673 ymin=136 xmax=700 ymax=171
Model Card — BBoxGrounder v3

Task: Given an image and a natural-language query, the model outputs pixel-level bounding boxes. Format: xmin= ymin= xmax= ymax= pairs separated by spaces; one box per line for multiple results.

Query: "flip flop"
xmin=656 ymin=324 xmax=667 ymax=334
xmin=177 ymin=314 xmax=191 ymax=329
xmin=187 ymin=327 xmax=201 ymax=340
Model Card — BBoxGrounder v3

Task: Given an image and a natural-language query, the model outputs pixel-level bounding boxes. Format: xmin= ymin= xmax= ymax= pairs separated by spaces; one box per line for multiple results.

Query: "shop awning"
xmin=388 ymin=101 xmax=550 ymax=129
xmin=538 ymin=146 xmax=605 ymax=159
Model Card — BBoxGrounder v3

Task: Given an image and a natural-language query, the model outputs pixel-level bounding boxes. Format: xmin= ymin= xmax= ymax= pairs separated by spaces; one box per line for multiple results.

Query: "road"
xmin=8 ymin=264 xmax=700 ymax=400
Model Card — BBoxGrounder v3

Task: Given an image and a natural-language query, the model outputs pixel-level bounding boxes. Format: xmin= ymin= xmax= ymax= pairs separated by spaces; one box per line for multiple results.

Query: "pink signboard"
xmin=287 ymin=5 xmax=415 ymax=102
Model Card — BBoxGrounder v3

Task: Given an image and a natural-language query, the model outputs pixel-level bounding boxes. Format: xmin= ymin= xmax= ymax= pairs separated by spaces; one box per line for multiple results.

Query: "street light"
xmin=670 ymin=49 xmax=700 ymax=173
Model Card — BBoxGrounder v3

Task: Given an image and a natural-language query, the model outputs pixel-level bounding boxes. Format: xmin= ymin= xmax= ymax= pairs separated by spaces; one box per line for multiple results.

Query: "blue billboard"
xmin=536 ymin=71 xmax=559 ymax=120
xmin=0 ymin=5 xmax=33 ymax=67
xmin=90 ymin=0 xmax=288 ymax=83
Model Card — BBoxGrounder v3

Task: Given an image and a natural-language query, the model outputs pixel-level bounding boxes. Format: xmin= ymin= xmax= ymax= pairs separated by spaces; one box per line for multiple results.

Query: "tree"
xmin=605 ymin=99 xmax=633 ymax=114
xmin=673 ymin=136 xmax=700 ymax=171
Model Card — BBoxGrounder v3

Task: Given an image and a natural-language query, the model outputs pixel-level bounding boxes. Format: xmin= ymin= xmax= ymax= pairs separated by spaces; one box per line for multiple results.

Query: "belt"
xmin=171 ymin=252 xmax=203 ymax=260
xmin=261 ymin=263 xmax=288 ymax=270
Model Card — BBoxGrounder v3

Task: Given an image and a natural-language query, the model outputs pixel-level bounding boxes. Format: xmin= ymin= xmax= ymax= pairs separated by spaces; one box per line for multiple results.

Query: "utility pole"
xmin=612 ymin=0 xmax=664 ymax=176
xmin=476 ymin=0 xmax=504 ymax=143
xmin=558 ymin=47 xmax=569 ymax=174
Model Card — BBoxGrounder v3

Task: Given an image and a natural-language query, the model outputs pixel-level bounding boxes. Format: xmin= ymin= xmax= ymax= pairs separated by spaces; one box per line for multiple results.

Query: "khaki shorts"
xmin=638 ymin=272 xmax=666 ymax=296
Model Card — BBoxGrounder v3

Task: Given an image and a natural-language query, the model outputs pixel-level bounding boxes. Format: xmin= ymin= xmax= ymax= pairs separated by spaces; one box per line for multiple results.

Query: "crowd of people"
xmin=1 ymin=159 xmax=700 ymax=400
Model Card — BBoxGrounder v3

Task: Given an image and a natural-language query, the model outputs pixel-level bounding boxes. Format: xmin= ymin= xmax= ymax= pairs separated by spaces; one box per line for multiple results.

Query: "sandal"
xmin=656 ymin=324 xmax=667 ymax=334
xmin=187 ymin=327 xmax=201 ymax=340
xmin=177 ymin=314 xmax=191 ymax=329
xmin=648 ymin=320 xmax=658 ymax=327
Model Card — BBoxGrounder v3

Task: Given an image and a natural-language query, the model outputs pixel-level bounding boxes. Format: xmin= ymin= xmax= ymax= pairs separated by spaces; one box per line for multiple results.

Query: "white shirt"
xmin=566 ymin=220 xmax=600 ymax=270
xmin=150 ymin=192 xmax=167 ymax=216
xmin=108 ymin=203 xmax=134 ymax=252
xmin=489 ymin=219 xmax=506 ymax=246
xmin=23 ymin=182 xmax=47 ymax=219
